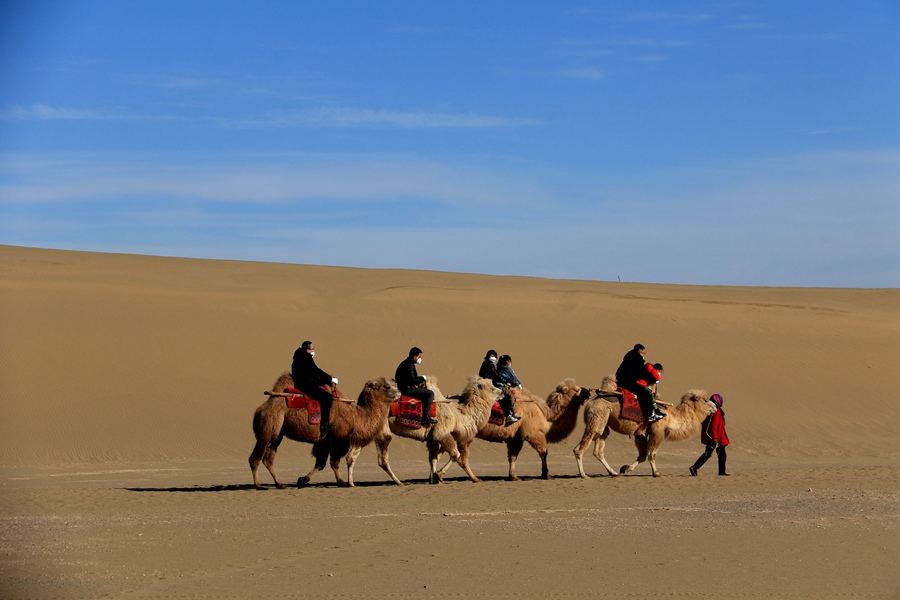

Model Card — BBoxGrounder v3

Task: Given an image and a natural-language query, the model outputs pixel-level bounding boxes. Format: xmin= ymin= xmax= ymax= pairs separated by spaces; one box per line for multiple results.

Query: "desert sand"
xmin=0 ymin=244 xmax=897 ymax=598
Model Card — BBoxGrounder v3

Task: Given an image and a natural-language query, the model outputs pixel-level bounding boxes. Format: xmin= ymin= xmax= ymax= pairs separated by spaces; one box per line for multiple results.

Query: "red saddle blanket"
xmin=390 ymin=396 xmax=438 ymax=428
xmin=488 ymin=401 xmax=506 ymax=425
xmin=284 ymin=387 xmax=322 ymax=424
xmin=619 ymin=388 xmax=645 ymax=423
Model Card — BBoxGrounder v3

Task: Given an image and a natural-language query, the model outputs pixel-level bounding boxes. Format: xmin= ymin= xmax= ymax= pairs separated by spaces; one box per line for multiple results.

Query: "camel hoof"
xmin=471 ymin=478 xmax=483 ymax=483
xmin=619 ymin=465 xmax=628 ymax=474
xmin=275 ymin=482 xmax=286 ymax=489
xmin=542 ymin=474 xmax=553 ymax=481
xmin=508 ymin=475 xmax=521 ymax=482
xmin=296 ymin=477 xmax=308 ymax=488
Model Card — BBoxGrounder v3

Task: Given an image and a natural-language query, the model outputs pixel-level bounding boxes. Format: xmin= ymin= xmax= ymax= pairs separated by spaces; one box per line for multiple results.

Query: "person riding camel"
xmin=615 ymin=344 xmax=665 ymax=423
xmin=479 ymin=349 xmax=521 ymax=425
xmin=291 ymin=340 xmax=339 ymax=435
xmin=395 ymin=347 xmax=438 ymax=426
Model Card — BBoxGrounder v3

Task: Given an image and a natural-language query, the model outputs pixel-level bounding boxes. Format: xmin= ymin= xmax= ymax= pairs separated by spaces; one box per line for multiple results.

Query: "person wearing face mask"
xmin=291 ymin=340 xmax=340 ymax=435
xmin=479 ymin=349 xmax=520 ymax=425
xmin=394 ymin=347 xmax=437 ymax=426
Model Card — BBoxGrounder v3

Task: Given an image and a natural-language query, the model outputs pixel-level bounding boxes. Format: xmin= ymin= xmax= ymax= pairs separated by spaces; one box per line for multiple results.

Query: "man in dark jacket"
xmin=479 ymin=349 xmax=520 ymax=425
xmin=395 ymin=347 xmax=437 ymax=426
xmin=615 ymin=344 xmax=664 ymax=423
xmin=291 ymin=340 xmax=339 ymax=434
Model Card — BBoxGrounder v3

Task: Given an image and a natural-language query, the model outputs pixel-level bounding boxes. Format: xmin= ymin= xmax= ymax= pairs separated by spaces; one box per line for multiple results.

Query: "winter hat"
xmin=710 ymin=393 xmax=723 ymax=408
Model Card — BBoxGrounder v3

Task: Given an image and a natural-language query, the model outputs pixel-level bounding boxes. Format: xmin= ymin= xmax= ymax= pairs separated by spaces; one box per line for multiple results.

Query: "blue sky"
xmin=1 ymin=1 xmax=898 ymax=287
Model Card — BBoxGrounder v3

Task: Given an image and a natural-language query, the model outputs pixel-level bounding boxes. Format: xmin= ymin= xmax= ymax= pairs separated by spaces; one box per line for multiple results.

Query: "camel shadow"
xmin=122 ymin=472 xmax=623 ymax=492
xmin=124 ymin=484 xmax=259 ymax=493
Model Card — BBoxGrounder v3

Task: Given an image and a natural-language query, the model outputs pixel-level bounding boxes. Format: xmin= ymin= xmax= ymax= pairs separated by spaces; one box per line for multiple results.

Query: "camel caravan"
xmin=249 ymin=343 xmax=721 ymax=488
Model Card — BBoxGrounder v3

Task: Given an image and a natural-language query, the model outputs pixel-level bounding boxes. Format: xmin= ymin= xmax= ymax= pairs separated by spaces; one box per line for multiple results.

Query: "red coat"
xmin=635 ymin=363 xmax=661 ymax=387
xmin=700 ymin=409 xmax=729 ymax=446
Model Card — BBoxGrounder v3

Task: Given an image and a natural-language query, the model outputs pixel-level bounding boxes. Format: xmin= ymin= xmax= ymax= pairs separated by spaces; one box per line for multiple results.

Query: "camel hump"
xmin=599 ymin=375 xmax=618 ymax=393
xmin=271 ymin=371 xmax=294 ymax=393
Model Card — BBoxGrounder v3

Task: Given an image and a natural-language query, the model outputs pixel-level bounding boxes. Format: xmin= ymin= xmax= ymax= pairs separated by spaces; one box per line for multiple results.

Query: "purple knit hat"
xmin=710 ymin=393 xmax=723 ymax=408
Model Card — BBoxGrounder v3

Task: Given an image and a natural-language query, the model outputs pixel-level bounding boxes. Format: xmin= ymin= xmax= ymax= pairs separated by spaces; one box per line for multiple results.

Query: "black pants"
xmin=623 ymin=384 xmax=655 ymax=419
xmin=692 ymin=443 xmax=727 ymax=474
xmin=303 ymin=385 xmax=334 ymax=426
xmin=499 ymin=390 xmax=516 ymax=417
xmin=402 ymin=387 xmax=434 ymax=421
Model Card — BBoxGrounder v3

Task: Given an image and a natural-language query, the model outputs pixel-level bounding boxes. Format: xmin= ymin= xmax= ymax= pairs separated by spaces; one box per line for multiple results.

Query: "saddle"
xmin=488 ymin=401 xmax=506 ymax=426
xmin=284 ymin=387 xmax=322 ymax=424
xmin=390 ymin=396 xmax=438 ymax=428
xmin=618 ymin=388 xmax=646 ymax=424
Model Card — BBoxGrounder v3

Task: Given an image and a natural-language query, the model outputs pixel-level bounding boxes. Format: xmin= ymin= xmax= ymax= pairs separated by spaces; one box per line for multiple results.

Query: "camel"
xmin=573 ymin=375 xmax=717 ymax=478
xmin=381 ymin=376 xmax=502 ymax=484
xmin=475 ymin=379 xmax=594 ymax=480
xmin=249 ymin=373 xmax=402 ymax=489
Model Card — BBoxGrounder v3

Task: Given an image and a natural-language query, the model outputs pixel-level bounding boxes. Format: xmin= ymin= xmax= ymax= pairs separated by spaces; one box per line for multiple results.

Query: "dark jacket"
xmin=395 ymin=357 xmax=425 ymax=392
xmin=495 ymin=364 xmax=521 ymax=387
xmin=615 ymin=348 xmax=646 ymax=387
xmin=291 ymin=349 xmax=332 ymax=392
xmin=479 ymin=359 xmax=498 ymax=381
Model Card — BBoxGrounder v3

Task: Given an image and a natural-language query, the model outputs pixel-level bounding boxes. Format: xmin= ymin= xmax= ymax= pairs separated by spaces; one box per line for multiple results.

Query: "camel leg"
xmin=374 ymin=433 xmax=403 ymax=485
xmin=646 ymin=431 xmax=662 ymax=477
xmin=328 ymin=438 xmax=351 ymax=487
xmin=345 ymin=445 xmax=362 ymax=487
xmin=525 ymin=434 xmax=550 ymax=480
xmin=329 ymin=456 xmax=348 ymax=488
xmin=433 ymin=438 xmax=458 ymax=480
xmin=427 ymin=441 xmax=445 ymax=484
xmin=591 ymin=428 xmax=618 ymax=476
xmin=299 ymin=437 xmax=333 ymax=488
xmin=249 ymin=440 xmax=269 ymax=490
xmin=620 ymin=434 xmax=648 ymax=475
xmin=456 ymin=441 xmax=481 ymax=483
xmin=574 ymin=412 xmax=611 ymax=479
xmin=299 ymin=461 xmax=324 ymax=488
xmin=254 ymin=435 xmax=285 ymax=489
xmin=506 ymin=437 xmax=525 ymax=481
xmin=573 ymin=423 xmax=603 ymax=479
xmin=435 ymin=453 xmax=455 ymax=477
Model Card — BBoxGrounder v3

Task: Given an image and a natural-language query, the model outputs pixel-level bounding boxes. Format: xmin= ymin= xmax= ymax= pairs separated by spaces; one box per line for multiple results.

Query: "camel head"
xmin=359 ymin=377 xmax=401 ymax=406
xmin=547 ymin=378 xmax=590 ymax=410
xmin=676 ymin=389 xmax=717 ymax=417
xmin=460 ymin=376 xmax=503 ymax=406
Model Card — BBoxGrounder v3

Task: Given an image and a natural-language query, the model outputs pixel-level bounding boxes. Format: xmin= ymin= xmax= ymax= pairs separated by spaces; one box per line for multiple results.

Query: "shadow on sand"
xmin=123 ymin=472 xmax=606 ymax=492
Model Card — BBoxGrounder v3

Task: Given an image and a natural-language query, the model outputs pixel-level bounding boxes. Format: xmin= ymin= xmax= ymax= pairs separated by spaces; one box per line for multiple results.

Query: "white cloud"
xmin=229 ymin=107 xmax=540 ymax=129
xmin=0 ymin=154 xmax=551 ymax=209
xmin=0 ymin=104 xmax=128 ymax=121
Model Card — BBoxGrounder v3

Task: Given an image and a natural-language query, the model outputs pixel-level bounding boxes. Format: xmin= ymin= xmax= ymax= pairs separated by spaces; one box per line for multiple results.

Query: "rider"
xmin=291 ymin=340 xmax=340 ymax=435
xmin=479 ymin=349 xmax=520 ymax=425
xmin=395 ymin=347 xmax=438 ymax=426
xmin=615 ymin=344 xmax=664 ymax=423
xmin=637 ymin=362 xmax=666 ymax=416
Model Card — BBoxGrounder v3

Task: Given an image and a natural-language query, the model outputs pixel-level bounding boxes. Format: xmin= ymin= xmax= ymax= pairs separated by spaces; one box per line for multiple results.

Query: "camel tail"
xmin=251 ymin=406 xmax=265 ymax=438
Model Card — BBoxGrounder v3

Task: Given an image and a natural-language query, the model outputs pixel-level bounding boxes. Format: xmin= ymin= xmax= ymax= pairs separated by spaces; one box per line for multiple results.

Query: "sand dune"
xmin=2 ymin=244 xmax=897 ymax=466
xmin=1 ymin=245 xmax=898 ymax=598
